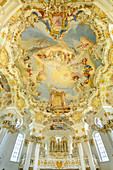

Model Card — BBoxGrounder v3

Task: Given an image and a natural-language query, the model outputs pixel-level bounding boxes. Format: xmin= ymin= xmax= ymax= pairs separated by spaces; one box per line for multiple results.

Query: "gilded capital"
xmin=36 ymin=136 xmax=42 ymax=144
xmin=29 ymin=135 xmax=36 ymax=142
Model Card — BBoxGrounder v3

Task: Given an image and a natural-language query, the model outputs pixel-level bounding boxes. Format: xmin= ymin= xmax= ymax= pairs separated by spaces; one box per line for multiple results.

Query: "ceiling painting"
xmin=16 ymin=8 xmax=100 ymax=108
xmin=0 ymin=1 xmax=112 ymax=135
xmin=50 ymin=123 xmax=68 ymax=130
xmin=43 ymin=116 xmax=74 ymax=127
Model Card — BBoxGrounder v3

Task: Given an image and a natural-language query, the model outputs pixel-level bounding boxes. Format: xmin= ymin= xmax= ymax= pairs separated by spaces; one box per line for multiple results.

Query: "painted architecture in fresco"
xmin=1 ymin=2 xmax=112 ymax=118
xmin=16 ymin=8 xmax=102 ymax=112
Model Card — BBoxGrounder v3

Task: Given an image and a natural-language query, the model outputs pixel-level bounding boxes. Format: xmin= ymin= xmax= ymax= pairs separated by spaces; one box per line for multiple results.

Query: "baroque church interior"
xmin=0 ymin=0 xmax=113 ymax=170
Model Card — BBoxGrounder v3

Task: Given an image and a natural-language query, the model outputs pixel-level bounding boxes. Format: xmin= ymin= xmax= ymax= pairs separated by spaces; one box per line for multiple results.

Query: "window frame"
xmin=10 ymin=132 xmax=24 ymax=163
xmin=93 ymin=131 xmax=109 ymax=163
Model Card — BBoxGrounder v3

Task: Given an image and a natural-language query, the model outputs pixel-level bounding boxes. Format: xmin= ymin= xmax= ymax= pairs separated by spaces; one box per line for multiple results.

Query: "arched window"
xmin=10 ymin=133 xmax=24 ymax=162
xmin=56 ymin=136 xmax=61 ymax=143
xmin=93 ymin=131 xmax=109 ymax=162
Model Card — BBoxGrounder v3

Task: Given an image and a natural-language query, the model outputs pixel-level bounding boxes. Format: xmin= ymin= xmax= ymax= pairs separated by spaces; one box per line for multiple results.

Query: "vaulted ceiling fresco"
xmin=0 ymin=0 xmax=113 ymax=133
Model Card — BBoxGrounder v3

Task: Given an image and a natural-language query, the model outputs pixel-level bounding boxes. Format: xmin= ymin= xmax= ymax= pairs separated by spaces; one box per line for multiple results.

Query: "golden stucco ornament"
xmin=110 ymin=49 xmax=113 ymax=64
xmin=56 ymin=161 xmax=62 ymax=168
xmin=93 ymin=97 xmax=101 ymax=109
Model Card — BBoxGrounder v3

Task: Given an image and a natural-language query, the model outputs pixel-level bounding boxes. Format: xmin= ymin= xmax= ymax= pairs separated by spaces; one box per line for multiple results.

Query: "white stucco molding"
xmin=29 ymin=121 xmax=45 ymax=137
xmin=96 ymin=106 xmax=113 ymax=124
xmin=94 ymin=0 xmax=113 ymax=22
xmin=0 ymin=0 xmax=113 ymax=31
xmin=72 ymin=121 xmax=86 ymax=137
xmin=0 ymin=0 xmax=22 ymax=29
xmin=0 ymin=106 xmax=23 ymax=126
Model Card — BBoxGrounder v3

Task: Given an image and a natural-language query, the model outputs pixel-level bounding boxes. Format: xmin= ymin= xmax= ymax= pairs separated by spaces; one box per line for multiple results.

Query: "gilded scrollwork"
xmin=2 ymin=4 xmax=111 ymax=115
xmin=0 ymin=3 xmax=112 ymax=159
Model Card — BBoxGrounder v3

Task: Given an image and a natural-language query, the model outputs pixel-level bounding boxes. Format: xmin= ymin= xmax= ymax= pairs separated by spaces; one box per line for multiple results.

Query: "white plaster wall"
xmin=99 ymin=132 xmax=113 ymax=170
xmin=0 ymin=132 xmax=19 ymax=170
xmin=1 ymin=130 xmax=113 ymax=170
xmin=87 ymin=131 xmax=113 ymax=170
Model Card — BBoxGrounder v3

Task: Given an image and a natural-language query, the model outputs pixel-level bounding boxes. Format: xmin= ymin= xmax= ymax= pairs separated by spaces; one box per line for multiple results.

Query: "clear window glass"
xmin=10 ymin=133 xmax=24 ymax=162
xmin=56 ymin=137 xmax=61 ymax=143
xmin=94 ymin=132 xmax=109 ymax=162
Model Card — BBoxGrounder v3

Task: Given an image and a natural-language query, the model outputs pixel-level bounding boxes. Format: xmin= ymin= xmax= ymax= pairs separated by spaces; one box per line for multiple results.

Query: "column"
xmin=0 ymin=131 xmax=12 ymax=157
xmin=85 ymin=141 xmax=96 ymax=170
xmin=0 ymin=128 xmax=7 ymax=145
xmin=106 ymin=131 xmax=113 ymax=148
xmin=108 ymin=130 xmax=113 ymax=142
xmin=69 ymin=136 xmax=72 ymax=154
xmin=33 ymin=142 xmax=40 ymax=170
xmin=0 ymin=118 xmax=11 ymax=147
xmin=23 ymin=140 xmax=33 ymax=170
xmin=28 ymin=121 xmax=44 ymax=169
xmin=78 ymin=142 xmax=86 ymax=170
